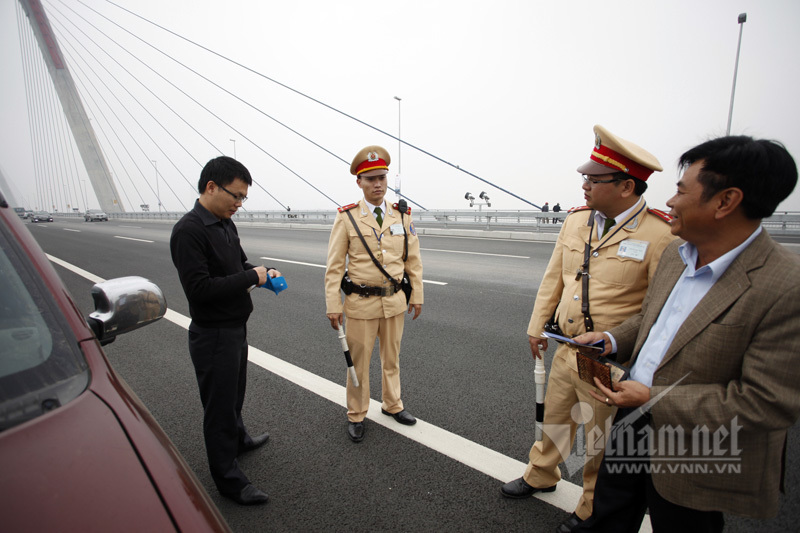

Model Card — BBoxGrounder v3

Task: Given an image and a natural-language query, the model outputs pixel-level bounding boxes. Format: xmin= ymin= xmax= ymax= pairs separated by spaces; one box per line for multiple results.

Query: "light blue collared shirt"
xmin=621 ymin=227 xmax=762 ymax=387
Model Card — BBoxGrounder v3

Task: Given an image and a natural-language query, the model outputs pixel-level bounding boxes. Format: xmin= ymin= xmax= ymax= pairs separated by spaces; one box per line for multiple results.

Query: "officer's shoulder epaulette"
xmin=647 ymin=207 xmax=672 ymax=223
xmin=337 ymin=203 xmax=358 ymax=213
xmin=567 ymin=205 xmax=591 ymax=214
xmin=392 ymin=203 xmax=411 ymax=215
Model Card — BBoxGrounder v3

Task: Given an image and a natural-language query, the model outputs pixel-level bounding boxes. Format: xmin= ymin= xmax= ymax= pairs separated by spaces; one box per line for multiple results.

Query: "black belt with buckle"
xmin=351 ymin=283 xmax=398 ymax=297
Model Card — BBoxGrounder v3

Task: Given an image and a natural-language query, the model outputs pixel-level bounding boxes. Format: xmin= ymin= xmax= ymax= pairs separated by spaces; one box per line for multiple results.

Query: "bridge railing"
xmin=58 ymin=209 xmax=800 ymax=233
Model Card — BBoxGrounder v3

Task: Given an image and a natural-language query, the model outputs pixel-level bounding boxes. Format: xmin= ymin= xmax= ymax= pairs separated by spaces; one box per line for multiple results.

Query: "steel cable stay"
xmin=72 ymin=0 xmax=425 ymax=210
xmin=66 ymin=62 xmax=152 ymax=210
xmin=17 ymin=9 xmax=44 ymax=209
xmin=59 ymin=105 xmax=90 ymax=211
xmin=42 ymin=38 xmax=83 ymax=213
xmin=55 ymin=36 xmax=166 ymax=210
xmin=102 ymin=0 xmax=539 ymax=209
xmin=22 ymin=20 xmax=53 ymax=211
xmin=41 ymin=57 xmax=67 ymax=211
xmin=48 ymin=0 xmax=215 ymax=168
xmin=17 ymin=4 xmax=44 ymax=209
xmin=21 ymin=5 xmax=129 ymax=212
xmin=46 ymin=0 xmax=284 ymax=212
xmin=50 ymin=1 xmax=206 ymax=175
xmin=53 ymin=0 xmax=330 ymax=210
xmin=49 ymin=1 xmax=305 ymax=211
xmin=42 ymin=52 xmax=72 ymax=211
xmin=50 ymin=82 xmax=80 ymax=212
xmin=55 ymin=55 xmax=142 ymax=211
xmin=66 ymin=63 xmax=186 ymax=213
xmin=50 ymin=9 xmax=194 ymax=210
xmin=20 ymin=13 xmax=58 ymax=211
xmin=59 ymin=101 xmax=91 ymax=211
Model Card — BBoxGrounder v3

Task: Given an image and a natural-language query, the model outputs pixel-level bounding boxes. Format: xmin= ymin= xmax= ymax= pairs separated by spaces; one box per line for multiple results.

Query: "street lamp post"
xmin=152 ymin=160 xmax=161 ymax=213
xmin=726 ymin=13 xmax=747 ymax=135
xmin=230 ymin=138 xmax=237 ymax=160
xmin=393 ymin=96 xmax=402 ymax=201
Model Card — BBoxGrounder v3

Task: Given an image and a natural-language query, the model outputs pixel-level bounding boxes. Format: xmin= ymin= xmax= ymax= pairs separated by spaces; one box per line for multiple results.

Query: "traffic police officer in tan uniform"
xmin=324 ymin=145 xmax=424 ymax=443
xmin=500 ymin=126 xmax=676 ymax=532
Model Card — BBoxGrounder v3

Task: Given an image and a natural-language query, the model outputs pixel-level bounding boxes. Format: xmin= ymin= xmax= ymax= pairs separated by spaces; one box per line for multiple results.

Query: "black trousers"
xmin=188 ymin=323 xmax=256 ymax=495
xmin=573 ymin=408 xmax=724 ymax=533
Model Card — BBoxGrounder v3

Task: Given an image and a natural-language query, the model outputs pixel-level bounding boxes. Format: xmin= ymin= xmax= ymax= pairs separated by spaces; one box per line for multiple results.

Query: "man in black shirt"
xmin=170 ymin=156 xmax=280 ymax=505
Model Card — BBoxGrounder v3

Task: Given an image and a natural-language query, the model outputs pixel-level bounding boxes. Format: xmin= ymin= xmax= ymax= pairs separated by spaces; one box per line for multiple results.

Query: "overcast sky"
xmin=1 ymin=0 xmax=799 ymax=213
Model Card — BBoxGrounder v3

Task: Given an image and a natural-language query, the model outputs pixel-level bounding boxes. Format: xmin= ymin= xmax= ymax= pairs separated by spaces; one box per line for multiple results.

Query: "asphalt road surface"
xmin=26 ymin=217 xmax=799 ymax=532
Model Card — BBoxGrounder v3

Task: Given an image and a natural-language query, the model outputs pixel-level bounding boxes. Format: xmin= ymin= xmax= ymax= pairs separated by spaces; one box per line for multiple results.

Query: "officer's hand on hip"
xmin=408 ymin=304 xmax=422 ymax=320
xmin=529 ymin=336 xmax=548 ymax=360
xmin=327 ymin=313 xmax=343 ymax=330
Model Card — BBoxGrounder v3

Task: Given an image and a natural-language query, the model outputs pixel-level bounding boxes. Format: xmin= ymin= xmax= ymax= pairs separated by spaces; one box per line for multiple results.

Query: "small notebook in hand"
xmin=576 ymin=352 xmax=629 ymax=391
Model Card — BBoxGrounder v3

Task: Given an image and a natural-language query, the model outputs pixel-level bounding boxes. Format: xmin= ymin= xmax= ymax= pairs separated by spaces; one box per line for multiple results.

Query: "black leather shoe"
xmin=555 ymin=512 xmax=583 ymax=532
xmin=500 ymin=477 xmax=557 ymax=499
xmin=239 ymin=432 xmax=269 ymax=455
xmin=381 ymin=408 xmax=417 ymax=425
xmin=348 ymin=421 xmax=365 ymax=442
xmin=224 ymin=484 xmax=269 ymax=505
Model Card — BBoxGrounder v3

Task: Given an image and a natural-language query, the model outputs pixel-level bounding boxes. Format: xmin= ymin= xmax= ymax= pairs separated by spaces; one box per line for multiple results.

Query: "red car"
xmin=0 ymin=191 xmax=230 ymax=532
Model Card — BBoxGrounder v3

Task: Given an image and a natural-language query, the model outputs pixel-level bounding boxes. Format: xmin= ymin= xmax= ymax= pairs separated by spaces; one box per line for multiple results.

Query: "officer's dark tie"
xmin=602 ymin=217 xmax=615 ymax=237
xmin=374 ymin=206 xmax=383 ymax=227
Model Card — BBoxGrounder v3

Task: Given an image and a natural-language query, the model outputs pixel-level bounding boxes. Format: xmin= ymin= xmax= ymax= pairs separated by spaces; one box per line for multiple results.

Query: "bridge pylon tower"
xmin=18 ymin=0 xmax=125 ymax=212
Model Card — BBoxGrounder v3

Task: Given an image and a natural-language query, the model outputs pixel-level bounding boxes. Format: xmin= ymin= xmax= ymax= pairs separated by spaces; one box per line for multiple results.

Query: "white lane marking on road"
xmin=114 ymin=235 xmax=154 ymax=243
xmin=46 ymin=254 xmax=106 ymax=284
xmin=48 ymin=254 xmax=658 ymax=532
xmin=421 ymin=248 xmax=529 ymax=259
xmin=118 ymin=225 xmax=142 ymax=228
xmin=259 ymin=256 xmax=448 ymax=286
xmin=259 ymin=257 xmax=326 ymax=269
xmin=63 ymin=228 xmax=80 ymax=233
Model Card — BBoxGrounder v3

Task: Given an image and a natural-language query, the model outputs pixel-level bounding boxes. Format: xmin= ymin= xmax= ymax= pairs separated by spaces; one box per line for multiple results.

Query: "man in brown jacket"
xmin=324 ymin=145 xmax=424 ymax=443
xmin=573 ymin=135 xmax=800 ymax=532
xmin=500 ymin=125 xmax=675 ymax=533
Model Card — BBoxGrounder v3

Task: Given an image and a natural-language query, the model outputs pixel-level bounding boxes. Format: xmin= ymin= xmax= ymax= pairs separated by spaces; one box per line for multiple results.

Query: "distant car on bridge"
xmin=84 ymin=209 xmax=108 ymax=222
xmin=31 ymin=211 xmax=53 ymax=223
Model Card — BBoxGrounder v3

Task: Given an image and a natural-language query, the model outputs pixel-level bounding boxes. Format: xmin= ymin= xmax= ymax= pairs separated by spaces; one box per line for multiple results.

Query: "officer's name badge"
xmin=389 ymin=223 xmax=404 ymax=235
xmin=617 ymin=239 xmax=648 ymax=261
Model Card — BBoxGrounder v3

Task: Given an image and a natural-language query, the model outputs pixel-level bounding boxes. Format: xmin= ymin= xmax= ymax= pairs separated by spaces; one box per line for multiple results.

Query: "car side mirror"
xmin=87 ymin=276 xmax=167 ymax=345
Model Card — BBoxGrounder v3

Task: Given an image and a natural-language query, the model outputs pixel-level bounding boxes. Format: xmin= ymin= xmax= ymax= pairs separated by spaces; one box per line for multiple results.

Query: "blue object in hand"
xmin=262 ymin=275 xmax=287 ymax=294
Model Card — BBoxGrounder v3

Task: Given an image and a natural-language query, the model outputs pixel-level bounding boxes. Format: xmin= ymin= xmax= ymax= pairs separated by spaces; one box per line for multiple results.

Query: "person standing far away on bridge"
xmin=324 ymin=145 xmax=424 ymax=443
xmin=553 ymin=202 xmax=562 ymax=223
xmin=170 ymin=156 xmax=281 ymax=506
xmin=499 ymin=125 xmax=675 ymax=533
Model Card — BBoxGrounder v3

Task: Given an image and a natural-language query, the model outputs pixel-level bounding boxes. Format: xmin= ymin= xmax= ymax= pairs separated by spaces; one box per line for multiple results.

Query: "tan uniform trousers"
xmin=523 ymin=343 xmax=618 ymax=520
xmin=346 ymin=313 xmax=405 ymax=422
